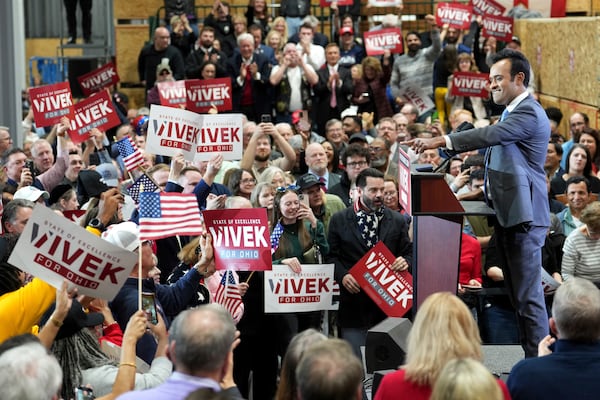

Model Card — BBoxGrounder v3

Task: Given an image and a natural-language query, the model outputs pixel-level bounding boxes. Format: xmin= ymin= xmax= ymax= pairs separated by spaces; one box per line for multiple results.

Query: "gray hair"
xmin=553 ymin=277 xmax=600 ymax=341
xmin=237 ymin=32 xmax=254 ymax=47
xmin=169 ymin=304 xmax=236 ymax=374
xmin=2 ymin=199 xmax=34 ymax=226
xmin=0 ymin=342 xmax=63 ymax=400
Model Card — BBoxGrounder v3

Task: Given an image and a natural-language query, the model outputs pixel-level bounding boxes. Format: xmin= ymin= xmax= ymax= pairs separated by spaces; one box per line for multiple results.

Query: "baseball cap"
xmin=340 ymin=26 xmax=354 ymax=36
xmin=297 ymin=174 xmax=325 ymax=190
xmin=78 ymin=170 xmax=109 ymax=200
xmin=42 ymin=299 xmax=104 ymax=340
xmin=349 ymin=133 xmax=368 ymax=144
xmin=48 ymin=184 xmax=73 ymax=205
xmin=13 ymin=186 xmax=49 ymax=202
xmin=101 ymin=221 xmax=140 ymax=252
xmin=510 ymin=36 xmax=521 ymax=46
xmin=95 ymin=163 xmax=119 ymax=187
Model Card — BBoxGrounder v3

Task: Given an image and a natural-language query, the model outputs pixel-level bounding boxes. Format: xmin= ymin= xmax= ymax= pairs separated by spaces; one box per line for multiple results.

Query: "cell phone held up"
xmin=74 ymin=386 xmax=95 ymax=400
xmin=25 ymin=159 xmax=35 ymax=178
xmin=261 ymin=114 xmax=271 ymax=123
xmin=141 ymin=292 xmax=159 ymax=325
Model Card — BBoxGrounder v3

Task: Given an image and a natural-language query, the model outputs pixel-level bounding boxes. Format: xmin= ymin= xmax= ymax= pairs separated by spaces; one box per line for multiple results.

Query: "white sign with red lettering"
xmin=146 ymin=105 xmax=243 ymax=161
xmin=77 ymin=62 xmax=120 ymax=97
xmin=368 ymin=0 xmax=403 ymax=6
xmin=264 ymin=264 xmax=337 ymax=313
xmin=363 ymin=28 xmax=404 ymax=56
xmin=398 ymin=85 xmax=435 ymax=116
xmin=450 ymin=72 xmax=490 ymax=98
xmin=8 ymin=206 xmax=137 ymax=300
xmin=69 ymin=90 xmax=122 ymax=144
xmin=436 ymin=3 xmax=473 ymax=30
xmin=29 ymin=82 xmax=74 ymax=128
xmin=157 ymin=80 xmax=186 ymax=108
xmin=482 ymin=15 xmax=514 ymax=42
xmin=470 ymin=0 xmax=506 ymax=16
xmin=185 ymin=78 xmax=233 ymax=113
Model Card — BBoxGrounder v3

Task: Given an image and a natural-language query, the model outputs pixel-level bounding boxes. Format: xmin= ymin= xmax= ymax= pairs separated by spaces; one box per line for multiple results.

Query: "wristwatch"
xmin=88 ymin=218 xmax=105 ymax=232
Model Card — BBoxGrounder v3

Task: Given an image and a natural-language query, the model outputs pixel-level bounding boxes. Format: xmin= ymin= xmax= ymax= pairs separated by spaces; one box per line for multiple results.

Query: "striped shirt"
xmin=562 ymin=227 xmax=600 ymax=283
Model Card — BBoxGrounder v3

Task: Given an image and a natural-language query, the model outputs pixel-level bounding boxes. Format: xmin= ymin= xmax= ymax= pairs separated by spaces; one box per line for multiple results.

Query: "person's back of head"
xmin=169 ymin=304 xmax=236 ymax=376
xmin=296 ymin=338 xmax=363 ymax=400
xmin=0 ymin=342 xmax=62 ymax=400
xmin=552 ymin=277 xmax=600 ymax=342
xmin=430 ymin=358 xmax=503 ymax=400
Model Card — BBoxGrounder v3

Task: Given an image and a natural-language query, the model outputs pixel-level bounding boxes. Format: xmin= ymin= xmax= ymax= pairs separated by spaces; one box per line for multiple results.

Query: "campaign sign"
xmin=470 ymin=0 xmax=505 ymax=16
xmin=349 ymin=241 xmax=413 ymax=317
xmin=203 ymin=208 xmax=272 ymax=271
xmin=320 ymin=0 xmax=353 ymax=6
xmin=435 ymin=3 xmax=473 ymax=30
xmin=8 ymin=206 xmax=137 ymax=300
xmin=77 ymin=62 xmax=120 ymax=97
xmin=186 ymin=78 xmax=233 ymax=113
xmin=368 ymin=0 xmax=403 ymax=6
xmin=398 ymin=85 xmax=435 ymax=116
xmin=397 ymin=146 xmax=412 ymax=216
xmin=146 ymin=105 xmax=243 ymax=161
xmin=363 ymin=28 xmax=403 ymax=56
xmin=69 ymin=91 xmax=121 ymax=144
xmin=482 ymin=15 xmax=513 ymax=42
xmin=29 ymin=82 xmax=74 ymax=128
xmin=450 ymin=72 xmax=490 ymax=98
xmin=157 ymin=80 xmax=186 ymax=108
xmin=264 ymin=264 xmax=336 ymax=313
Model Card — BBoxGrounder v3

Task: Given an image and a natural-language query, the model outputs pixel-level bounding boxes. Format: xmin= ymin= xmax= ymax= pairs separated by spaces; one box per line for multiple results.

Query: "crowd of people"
xmin=2 ymin=1 xmax=600 ymax=399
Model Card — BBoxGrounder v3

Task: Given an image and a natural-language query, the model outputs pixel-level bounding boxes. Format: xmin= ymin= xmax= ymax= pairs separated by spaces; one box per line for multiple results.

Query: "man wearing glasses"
xmin=560 ymin=112 xmax=590 ymax=170
xmin=329 ymin=144 xmax=371 ymax=206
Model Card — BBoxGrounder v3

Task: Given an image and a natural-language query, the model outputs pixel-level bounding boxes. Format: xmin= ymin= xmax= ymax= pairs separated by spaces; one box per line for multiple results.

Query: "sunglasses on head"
xmin=276 ymin=184 xmax=300 ymax=193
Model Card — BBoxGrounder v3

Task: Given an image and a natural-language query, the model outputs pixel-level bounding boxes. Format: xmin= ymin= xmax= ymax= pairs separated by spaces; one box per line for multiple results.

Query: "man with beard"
xmin=240 ymin=121 xmax=296 ymax=178
xmin=305 ymin=143 xmax=341 ymax=190
xmin=390 ymin=15 xmax=441 ymax=116
xmin=329 ymin=144 xmax=371 ymax=206
xmin=327 ymin=168 xmax=412 ymax=358
xmin=369 ymin=137 xmax=397 ymax=178
xmin=185 ymin=26 xmax=229 ymax=79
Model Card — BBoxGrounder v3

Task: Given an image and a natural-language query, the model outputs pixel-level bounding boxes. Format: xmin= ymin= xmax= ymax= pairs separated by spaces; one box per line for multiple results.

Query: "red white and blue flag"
xmin=139 ymin=192 xmax=203 ymax=240
xmin=215 ymin=270 xmax=244 ymax=323
xmin=116 ymin=136 xmax=144 ymax=171
xmin=128 ymin=173 xmax=160 ymax=204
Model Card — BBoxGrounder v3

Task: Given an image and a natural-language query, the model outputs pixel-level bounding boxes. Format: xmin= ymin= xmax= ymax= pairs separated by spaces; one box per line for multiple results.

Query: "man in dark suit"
xmin=185 ymin=26 xmax=228 ymax=79
xmin=305 ymin=142 xmax=341 ymax=190
xmin=327 ymin=168 xmax=412 ymax=358
xmin=313 ymin=43 xmax=353 ymax=135
xmin=227 ymin=33 xmax=272 ymax=123
xmin=405 ymin=48 xmax=550 ymax=357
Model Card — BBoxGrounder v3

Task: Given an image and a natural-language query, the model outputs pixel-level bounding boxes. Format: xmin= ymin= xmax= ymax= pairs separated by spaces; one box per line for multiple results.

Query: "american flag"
xmin=139 ymin=192 xmax=203 ymax=240
xmin=128 ymin=173 xmax=160 ymax=204
xmin=215 ymin=270 xmax=244 ymax=323
xmin=116 ymin=136 xmax=144 ymax=171
xmin=270 ymin=222 xmax=284 ymax=254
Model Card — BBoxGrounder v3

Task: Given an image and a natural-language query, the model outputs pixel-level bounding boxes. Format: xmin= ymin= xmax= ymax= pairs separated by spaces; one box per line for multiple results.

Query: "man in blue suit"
xmin=405 ymin=48 xmax=550 ymax=357
xmin=227 ymin=32 xmax=271 ymax=123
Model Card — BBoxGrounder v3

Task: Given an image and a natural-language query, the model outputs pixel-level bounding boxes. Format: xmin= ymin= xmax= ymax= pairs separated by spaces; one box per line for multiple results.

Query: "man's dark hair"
xmin=200 ymin=26 xmax=215 ymax=35
xmin=342 ymin=144 xmax=371 ymax=166
xmin=468 ymin=169 xmax=485 ymax=185
xmin=300 ymin=22 xmax=314 ymax=32
xmin=248 ymin=24 xmax=262 ymax=34
xmin=549 ymin=141 xmax=563 ymax=157
xmin=463 ymin=154 xmax=484 ymax=169
xmin=1 ymin=148 xmax=25 ymax=166
xmin=545 ymin=107 xmax=563 ymax=125
xmin=490 ymin=48 xmax=531 ymax=87
xmin=356 ymin=167 xmax=384 ymax=188
xmin=565 ymin=175 xmax=591 ymax=194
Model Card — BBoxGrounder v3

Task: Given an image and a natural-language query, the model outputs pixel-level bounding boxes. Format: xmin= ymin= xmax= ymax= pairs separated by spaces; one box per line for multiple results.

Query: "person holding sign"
xmin=327 ymin=168 xmax=412 ymax=359
xmin=445 ymin=52 xmax=489 ymax=124
xmin=271 ymin=185 xmax=330 ymax=334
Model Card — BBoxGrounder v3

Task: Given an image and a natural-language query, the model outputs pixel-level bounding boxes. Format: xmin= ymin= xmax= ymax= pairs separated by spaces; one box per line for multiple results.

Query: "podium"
xmin=409 ymin=171 xmax=494 ymax=310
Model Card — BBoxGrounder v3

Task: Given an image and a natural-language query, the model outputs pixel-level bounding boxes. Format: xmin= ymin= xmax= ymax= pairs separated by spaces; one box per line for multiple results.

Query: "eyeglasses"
xmin=369 ymin=146 xmax=384 ymax=153
xmin=347 ymin=161 xmax=368 ymax=168
xmin=276 ymin=184 xmax=300 ymax=192
xmin=241 ymin=178 xmax=256 ymax=184
xmin=159 ymin=70 xmax=171 ymax=76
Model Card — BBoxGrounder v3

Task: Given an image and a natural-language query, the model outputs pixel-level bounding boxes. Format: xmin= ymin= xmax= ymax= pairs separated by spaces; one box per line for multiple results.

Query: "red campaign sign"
xmin=450 ymin=72 xmax=490 ymax=98
xmin=203 ymin=208 xmax=272 ymax=271
xmin=29 ymin=82 xmax=74 ymax=128
xmin=63 ymin=210 xmax=87 ymax=222
xmin=68 ymin=91 xmax=121 ymax=144
xmin=435 ymin=3 xmax=473 ymax=30
xmin=363 ymin=28 xmax=404 ymax=56
xmin=482 ymin=15 xmax=513 ymax=42
xmin=77 ymin=62 xmax=120 ymax=97
xmin=185 ymin=78 xmax=233 ymax=113
xmin=158 ymin=80 xmax=186 ymax=108
xmin=349 ymin=241 xmax=413 ymax=317
xmin=320 ymin=0 xmax=353 ymax=6
xmin=470 ymin=0 xmax=505 ymax=16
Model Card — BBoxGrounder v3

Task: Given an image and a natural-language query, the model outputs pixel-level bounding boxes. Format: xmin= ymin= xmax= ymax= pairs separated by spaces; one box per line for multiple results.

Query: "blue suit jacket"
xmin=449 ymin=94 xmax=550 ymax=230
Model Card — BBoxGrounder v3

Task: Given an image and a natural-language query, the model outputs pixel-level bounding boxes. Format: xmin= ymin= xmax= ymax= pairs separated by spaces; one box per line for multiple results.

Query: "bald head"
xmin=154 ymin=27 xmax=171 ymax=51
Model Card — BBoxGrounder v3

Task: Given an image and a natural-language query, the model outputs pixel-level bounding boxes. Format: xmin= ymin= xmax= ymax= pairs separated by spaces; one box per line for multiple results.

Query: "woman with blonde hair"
xmin=374 ymin=292 xmax=510 ymax=400
xmin=430 ymin=358 xmax=504 ymax=400
xmin=271 ymin=16 xmax=289 ymax=42
xmin=446 ymin=52 xmax=488 ymax=124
